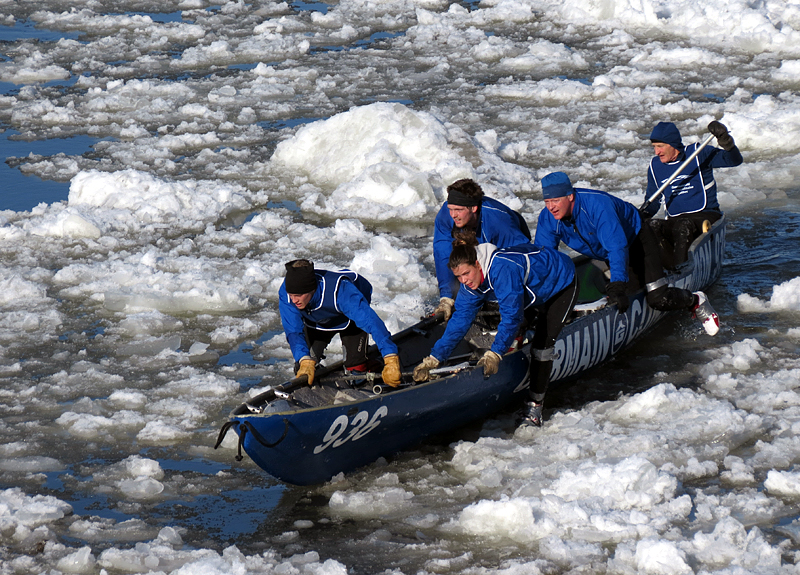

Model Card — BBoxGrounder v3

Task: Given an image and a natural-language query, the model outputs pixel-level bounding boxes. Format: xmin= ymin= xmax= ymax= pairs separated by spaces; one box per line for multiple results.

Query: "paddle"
xmin=640 ymin=133 xmax=715 ymax=214
xmin=259 ymin=310 xmax=448 ymax=399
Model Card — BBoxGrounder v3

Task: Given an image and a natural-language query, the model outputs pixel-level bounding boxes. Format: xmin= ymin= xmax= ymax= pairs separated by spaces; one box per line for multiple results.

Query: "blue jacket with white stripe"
xmin=644 ymin=142 xmax=743 ymax=217
xmin=430 ymin=243 xmax=575 ymax=362
xmin=534 ymin=189 xmax=640 ymax=284
xmin=433 ymin=197 xmax=531 ymax=299
xmin=279 ymin=269 xmax=398 ymax=361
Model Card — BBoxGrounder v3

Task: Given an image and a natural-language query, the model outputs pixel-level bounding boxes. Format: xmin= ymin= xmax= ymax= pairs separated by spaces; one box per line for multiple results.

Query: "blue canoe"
xmin=216 ymin=216 xmax=725 ymax=485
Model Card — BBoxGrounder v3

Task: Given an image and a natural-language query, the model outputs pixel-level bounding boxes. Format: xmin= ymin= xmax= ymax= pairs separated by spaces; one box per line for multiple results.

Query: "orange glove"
xmin=297 ymin=357 xmax=316 ymax=386
xmin=382 ymin=354 xmax=401 ymax=387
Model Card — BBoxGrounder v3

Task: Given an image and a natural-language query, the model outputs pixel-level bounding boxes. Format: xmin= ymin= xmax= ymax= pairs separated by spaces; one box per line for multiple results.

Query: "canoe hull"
xmin=552 ymin=218 xmax=724 ymax=382
xmin=238 ymin=352 xmax=529 ymax=485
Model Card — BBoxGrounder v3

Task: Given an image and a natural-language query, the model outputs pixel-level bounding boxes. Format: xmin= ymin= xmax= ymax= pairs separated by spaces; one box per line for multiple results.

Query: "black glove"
xmin=606 ymin=281 xmax=630 ymax=313
xmin=708 ymin=121 xmax=735 ymax=151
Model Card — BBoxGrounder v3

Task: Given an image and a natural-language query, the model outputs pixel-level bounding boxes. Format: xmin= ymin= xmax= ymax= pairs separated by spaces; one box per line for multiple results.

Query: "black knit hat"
xmin=284 ymin=260 xmax=318 ymax=294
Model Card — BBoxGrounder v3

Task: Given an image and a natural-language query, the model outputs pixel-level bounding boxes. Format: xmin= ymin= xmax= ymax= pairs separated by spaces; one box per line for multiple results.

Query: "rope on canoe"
xmin=214 ymin=418 xmax=290 ymax=461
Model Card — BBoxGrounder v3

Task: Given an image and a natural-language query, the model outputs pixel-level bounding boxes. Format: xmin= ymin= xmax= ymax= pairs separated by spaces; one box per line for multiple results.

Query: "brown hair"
xmin=447 ymin=178 xmax=484 ymax=200
xmin=286 ymin=259 xmax=313 ymax=270
xmin=448 ymin=229 xmax=480 ymax=270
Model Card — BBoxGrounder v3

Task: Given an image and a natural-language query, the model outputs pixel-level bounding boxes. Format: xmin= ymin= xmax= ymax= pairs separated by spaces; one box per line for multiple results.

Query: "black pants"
xmin=627 ymin=223 xmax=694 ymax=311
xmin=294 ymin=322 xmax=369 ymax=371
xmin=525 ymin=275 xmax=579 ymax=402
xmin=649 ymin=211 xmax=721 ymax=269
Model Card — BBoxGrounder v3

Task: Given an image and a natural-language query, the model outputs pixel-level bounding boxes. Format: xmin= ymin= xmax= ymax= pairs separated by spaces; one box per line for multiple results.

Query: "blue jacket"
xmin=434 ymin=197 xmax=531 ymax=298
xmin=644 ymin=142 xmax=743 ymax=217
xmin=279 ymin=269 xmax=398 ymax=361
xmin=534 ymin=189 xmax=640 ymax=284
xmin=430 ymin=243 xmax=575 ymax=361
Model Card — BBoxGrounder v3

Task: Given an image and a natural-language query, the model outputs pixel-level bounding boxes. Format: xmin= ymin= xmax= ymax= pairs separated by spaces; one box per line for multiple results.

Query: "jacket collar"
xmin=475 ymin=243 xmax=496 ymax=290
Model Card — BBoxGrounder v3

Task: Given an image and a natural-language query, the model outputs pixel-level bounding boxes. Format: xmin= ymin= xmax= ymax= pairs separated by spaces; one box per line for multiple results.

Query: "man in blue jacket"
xmin=278 ymin=259 xmax=401 ymax=386
xmin=433 ymin=178 xmax=530 ymax=320
xmin=414 ymin=233 xmax=578 ymax=427
xmin=534 ymin=172 xmax=720 ymax=336
xmin=644 ymin=121 xmax=743 ymax=268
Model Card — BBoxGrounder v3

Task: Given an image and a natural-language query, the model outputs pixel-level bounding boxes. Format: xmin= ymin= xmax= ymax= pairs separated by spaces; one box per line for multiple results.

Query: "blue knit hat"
xmin=649 ymin=122 xmax=684 ymax=150
xmin=541 ymin=172 xmax=574 ymax=199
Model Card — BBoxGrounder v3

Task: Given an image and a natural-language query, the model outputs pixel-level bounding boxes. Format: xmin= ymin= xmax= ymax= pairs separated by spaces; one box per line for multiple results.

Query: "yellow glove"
xmin=477 ymin=350 xmax=501 ymax=376
xmin=382 ymin=354 xmax=402 ymax=387
xmin=297 ymin=357 xmax=316 ymax=386
xmin=412 ymin=355 xmax=440 ymax=382
xmin=434 ymin=297 xmax=455 ymax=321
